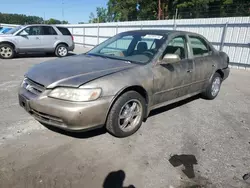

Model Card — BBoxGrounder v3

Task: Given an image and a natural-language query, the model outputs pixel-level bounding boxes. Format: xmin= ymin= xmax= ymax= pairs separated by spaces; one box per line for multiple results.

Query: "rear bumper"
xmin=18 ymin=87 xmax=113 ymax=131
xmin=68 ymin=44 xmax=75 ymax=52
xmin=222 ymin=67 xmax=230 ymax=80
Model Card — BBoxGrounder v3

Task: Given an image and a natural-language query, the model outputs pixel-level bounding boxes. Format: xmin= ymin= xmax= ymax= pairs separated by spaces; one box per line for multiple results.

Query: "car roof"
xmin=122 ymin=29 xmax=200 ymax=36
xmin=23 ymin=24 xmax=67 ymax=28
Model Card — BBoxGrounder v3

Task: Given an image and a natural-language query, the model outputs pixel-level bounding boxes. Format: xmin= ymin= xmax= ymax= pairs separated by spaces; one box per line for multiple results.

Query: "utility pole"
xmin=158 ymin=0 xmax=161 ymax=20
xmin=62 ymin=0 xmax=65 ymax=22
xmin=43 ymin=12 xmax=46 ymax=23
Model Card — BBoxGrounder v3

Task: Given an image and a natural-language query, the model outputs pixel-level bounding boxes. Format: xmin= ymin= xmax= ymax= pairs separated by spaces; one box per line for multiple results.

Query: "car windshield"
xmin=87 ymin=32 xmax=167 ymax=64
xmin=5 ymin=26 xmax=23 ymax=34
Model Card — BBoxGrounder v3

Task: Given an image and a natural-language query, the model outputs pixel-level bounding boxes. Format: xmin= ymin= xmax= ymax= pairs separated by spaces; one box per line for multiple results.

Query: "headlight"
xmin=21 ymin=78 xmax=27 ymax=88
xmin=48 ymin=88 xmax=102 ymax=102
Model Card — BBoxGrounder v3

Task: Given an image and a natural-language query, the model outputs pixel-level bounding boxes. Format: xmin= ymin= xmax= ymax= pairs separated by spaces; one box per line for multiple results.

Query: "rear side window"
xmin=189 ymin=36 xmax=211 ymax=57
xmin=42 ymin=26 xmax=57 ymax=35
xmin=57 ymin=27 xmax=71 ymax=35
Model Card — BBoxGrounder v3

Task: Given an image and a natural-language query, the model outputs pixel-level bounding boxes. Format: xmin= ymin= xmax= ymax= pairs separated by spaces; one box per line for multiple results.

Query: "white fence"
xmin=62 ymin=16 xmax=250 ymax=68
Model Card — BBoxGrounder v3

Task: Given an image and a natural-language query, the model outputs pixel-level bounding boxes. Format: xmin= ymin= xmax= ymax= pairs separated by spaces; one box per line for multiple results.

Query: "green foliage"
xmin=137 ymin=0 xmax=158 ymax=20
xmin=89 ymin=0 xmax=249 ymax=22
xmin=107 ymin=0 xmax=138 ymax=21
xmin=0 ymin=13 xmax=43 ymax=24
xmin=44 ymin=18 xmax=61 ymax=24
xmin=0 ymin=12 xmax=69 ymax=25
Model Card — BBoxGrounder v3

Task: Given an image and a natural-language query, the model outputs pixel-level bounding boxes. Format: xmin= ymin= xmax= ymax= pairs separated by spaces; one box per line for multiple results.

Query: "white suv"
xmin=0 ymin=24 xmax=75 ymax=59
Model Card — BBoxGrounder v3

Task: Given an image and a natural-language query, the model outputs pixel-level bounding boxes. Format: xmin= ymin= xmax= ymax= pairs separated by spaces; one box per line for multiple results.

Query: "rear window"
xmin=42 ymin=26 xmax=57 ymax=35
xmin=57 ymin=27 xmax=71 ymax=35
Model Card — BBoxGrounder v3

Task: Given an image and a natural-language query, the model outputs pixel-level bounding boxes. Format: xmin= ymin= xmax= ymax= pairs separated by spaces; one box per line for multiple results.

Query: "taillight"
xmin=71 ymin=35 xmax=74 ymax=41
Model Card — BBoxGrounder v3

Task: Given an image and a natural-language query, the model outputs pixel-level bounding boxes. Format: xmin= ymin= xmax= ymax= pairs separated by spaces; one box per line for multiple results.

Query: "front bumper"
xmin=18 ymin=87 xmax=113 ymax=131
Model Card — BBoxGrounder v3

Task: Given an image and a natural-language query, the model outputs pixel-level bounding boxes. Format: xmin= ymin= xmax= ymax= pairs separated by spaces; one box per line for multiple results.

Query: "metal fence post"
xmin=97 ymin=23 xmax=100 ymax=45
xmin=173 ymin=8 xmax=178 ymax=30
xmin=141 ymin=23 xmax=143 ymax=30
xmin=220 ymin=22 xmax=228 ymax=51
xmin=115 ymin=24 xmax=118 ymax=48
xmin=83 ymin=27 xmax=85 ymax=47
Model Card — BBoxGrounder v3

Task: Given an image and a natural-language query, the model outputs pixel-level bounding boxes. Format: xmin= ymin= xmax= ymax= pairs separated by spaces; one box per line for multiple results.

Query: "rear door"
xmin=56 ymin=27 xmax=73 ymax=47
xmin=16 ymin=26 xmax=42 ymax=51
xmin=152 ymin=35 xmax=194 ymax=106
xmin=40 ymin=26 xmax=59 ymax=50
xmin=187 ymin=35 xmax=215 ymax=92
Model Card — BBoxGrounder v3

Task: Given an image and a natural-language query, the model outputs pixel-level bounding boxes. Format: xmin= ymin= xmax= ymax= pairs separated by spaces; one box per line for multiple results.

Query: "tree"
xmin=89 ymin=7 xmax=110 ymax=23
xmin=45 ymin=18 xmax=62 ymax=24
xmin=61 ymin=20 xmax=69 ymax=24
xmin=89 ymin=12 xmax=98 ymax=23
xmin=107 ymin=0 xmax=138 ymax=21
xmin=137 ymin=0 xmax=158 ymax=20
xmin=171 ymin=0 xmax=249 ymax=18
xmin=0 ymin=12 xmax=43 ymax=24
xmin=0 ymin=12 xmax=69 ymax=25
xmin=89 ymin=0 xmax=249 ymax=22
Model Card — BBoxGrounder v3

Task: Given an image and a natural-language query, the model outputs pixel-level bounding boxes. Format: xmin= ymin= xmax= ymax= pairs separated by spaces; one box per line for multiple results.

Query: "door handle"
xmin=187 ymin=70 xmax=192 ymax=73
xmin=36 ymin=37 xmax=39 ymax=39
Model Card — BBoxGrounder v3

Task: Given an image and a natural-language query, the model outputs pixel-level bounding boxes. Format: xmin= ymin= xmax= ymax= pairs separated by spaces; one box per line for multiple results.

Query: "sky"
xmin=0 ymin=0 xmax=108 ymax=23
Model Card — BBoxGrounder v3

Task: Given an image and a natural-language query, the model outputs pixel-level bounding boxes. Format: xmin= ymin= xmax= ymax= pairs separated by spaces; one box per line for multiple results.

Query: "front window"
xmin=88 ymin=32 xmax=166 ymax=64
xmin=5 ymin=26 xmax=23 ymax=34
xmin=162 ymin=36 xmax=187 ymax=60
xmin=21 ymin=26 xmax=42 ymax=35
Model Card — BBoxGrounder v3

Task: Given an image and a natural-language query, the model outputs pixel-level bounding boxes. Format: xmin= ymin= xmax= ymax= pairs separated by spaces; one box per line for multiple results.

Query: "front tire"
xmin=55 ymin=44 xmax=68 ymax=57
xmin=202 ymin=72 xmax=222 ymax=100
xmin=0 ymin=44 xmax=15 ymax=59
xmin=106 ymin=91 xmax=146 ymax=138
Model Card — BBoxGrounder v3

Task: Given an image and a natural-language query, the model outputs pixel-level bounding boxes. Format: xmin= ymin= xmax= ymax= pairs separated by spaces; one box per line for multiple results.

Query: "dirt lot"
xmin=0 ymin=48 xmax=249 ymax=188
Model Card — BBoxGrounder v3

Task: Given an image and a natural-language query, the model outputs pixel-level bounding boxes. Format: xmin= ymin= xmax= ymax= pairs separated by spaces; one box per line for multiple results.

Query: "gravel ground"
xmin=0 ymin=47 xmax=249 ymax=188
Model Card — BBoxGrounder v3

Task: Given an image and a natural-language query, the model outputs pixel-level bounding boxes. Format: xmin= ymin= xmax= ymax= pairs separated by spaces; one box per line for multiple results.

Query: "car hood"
xmin=25 ymin=54 xmax=136 ymax=88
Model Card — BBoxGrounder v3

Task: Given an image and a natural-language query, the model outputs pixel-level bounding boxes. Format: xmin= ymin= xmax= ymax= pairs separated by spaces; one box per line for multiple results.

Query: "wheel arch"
xmin=105 ymin=85 xmax=149 ymax=124
xmin=0 ymin=41 xmax=16 ymax=50
xmin=215 ymin=69 xmax=224 ymax=79
xmin=54 ymin=42 xmax=69 ymax=50
xmin=209 ymin=69 xmax=224 ymax=84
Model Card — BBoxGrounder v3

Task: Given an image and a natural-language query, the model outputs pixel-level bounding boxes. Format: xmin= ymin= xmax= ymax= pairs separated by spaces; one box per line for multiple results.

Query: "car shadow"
xmin=42 ymin=123 xmax=106 ymax=139
xmin=148 ymin=94 xmax=200 ymax=118
xmin=15 ymin=52 xmax=75 ymax=59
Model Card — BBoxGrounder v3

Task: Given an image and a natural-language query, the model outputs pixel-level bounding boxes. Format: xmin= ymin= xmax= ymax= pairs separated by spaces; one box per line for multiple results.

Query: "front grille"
xmin=22 ymin=78 xmax=45 ymax=96
xmin=30 ymin=109 xmax=64 ymax=126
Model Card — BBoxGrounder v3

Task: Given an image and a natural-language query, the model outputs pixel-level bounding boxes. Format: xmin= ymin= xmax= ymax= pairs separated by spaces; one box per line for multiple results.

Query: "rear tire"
xmin=202 ymin=72 xmax=222 ymax=100
xmin=106 ymin=91 xmax=146 ymax=138
xmin=0 ymin=44 xmax=15 ymax=59
xmin=55 ymin=44 xmax=68 ymax=57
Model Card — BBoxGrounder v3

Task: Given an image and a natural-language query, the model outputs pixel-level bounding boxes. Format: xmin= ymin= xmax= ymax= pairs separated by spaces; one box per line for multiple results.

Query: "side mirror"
xmin=19 ymin=30 xmax=28 ymax=36
xmin=161 ymin=54 xmax=180 ymax=64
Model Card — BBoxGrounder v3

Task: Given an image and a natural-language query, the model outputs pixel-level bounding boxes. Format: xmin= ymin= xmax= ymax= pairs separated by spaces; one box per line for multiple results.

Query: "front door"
xmin=152 ymin=35 xmax=194 ymax=106
xmin=16 ymin=26 xmax=42 ymax=52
